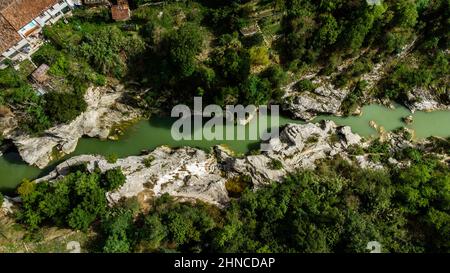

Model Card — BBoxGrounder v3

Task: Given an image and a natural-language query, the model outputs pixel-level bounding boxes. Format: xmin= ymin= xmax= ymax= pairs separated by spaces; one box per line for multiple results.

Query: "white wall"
xmin=65 ymin=0 xmax=82 ymax=6
xmin=47 ymin=1 xmax=69 ymax=17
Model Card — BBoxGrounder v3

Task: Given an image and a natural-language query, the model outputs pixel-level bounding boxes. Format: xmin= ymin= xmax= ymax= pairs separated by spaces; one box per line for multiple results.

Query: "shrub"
xmin=329 ymin=133 xmax=341 ymax=144
xmin=268 ymin=159 xmax=283 ymax=170
xmin=44 ymin=92 xmax=87 ymax=124
xmin=102 ymin=168 xmax=126 ymax=191
xmin=294 ymin=79 xmax=317 ymax=92
xmin=242 ymin=33 xmax=265 ymax=47
xmin=106 ymin=154 xmax=118 ymax=164
xmin=260 ymin=65 xmax=288 ymax=88
xmin=340 ymin=80 xmax=367 ymax=115
xmin=143 ymin=156 xmax=155 ymax=167
xmin=225 ymin=175 xmax=253 ymax=198
xmin=306 ymin=134 xmax=320 ymax=144
xmin=249 ymin=46 xmax=270 ymax=66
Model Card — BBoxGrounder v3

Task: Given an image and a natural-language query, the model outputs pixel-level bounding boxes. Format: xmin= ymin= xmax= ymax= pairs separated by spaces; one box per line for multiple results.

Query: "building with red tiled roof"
xmin=0 ymin=0 xmax=77 ymax=67
xmin=31 ymin=63 xmax=50 ymax=83
xmin=0 ymin=0 xmax=59 ymax=31
xmin=83 ymin=0 xmax=108 ymax=5
xmin=111 ymin=0 xmax=130 ymax=21
xmin=0 ymin=14 xmax=21 ymax=54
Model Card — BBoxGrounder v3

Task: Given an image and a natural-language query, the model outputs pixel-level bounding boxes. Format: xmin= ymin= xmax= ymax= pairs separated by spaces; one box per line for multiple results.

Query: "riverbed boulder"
xmin=403 ymin=115 xmax=414 ymax=124
xmin=1 ymin=197 xmax=16 ymax=215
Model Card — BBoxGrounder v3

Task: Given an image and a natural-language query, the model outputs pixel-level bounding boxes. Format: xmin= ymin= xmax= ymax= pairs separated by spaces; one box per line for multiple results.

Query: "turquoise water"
xmin=0 ymin=104 xmax=449 ymax=191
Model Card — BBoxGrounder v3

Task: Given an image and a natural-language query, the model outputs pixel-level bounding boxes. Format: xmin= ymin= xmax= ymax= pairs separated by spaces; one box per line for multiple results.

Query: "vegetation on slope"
xmin=1 ymin=0 xmax=448 ymax=133
xmin=9 ymin=143 xmax=449 ymax=253
xmin=17 ymin=165 xmax=126 ymax=232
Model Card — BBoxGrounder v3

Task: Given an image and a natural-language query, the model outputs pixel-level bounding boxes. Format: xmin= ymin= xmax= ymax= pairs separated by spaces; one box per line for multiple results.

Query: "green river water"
xmin=0 ymin=104 xmax=449 ymax=191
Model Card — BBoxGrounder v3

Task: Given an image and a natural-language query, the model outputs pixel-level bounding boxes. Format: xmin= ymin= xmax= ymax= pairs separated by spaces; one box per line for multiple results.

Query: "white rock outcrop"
xmin=37 ymin=146 xmax=230 ymax=207
xmin=5 ymin=86 xmax=142 ymax=169
xmin=283 ymin=76 xmax=349 ymax=121
xmin=218 ymin=121 xmax=366 ymax=187
xmin=405 ymin=87 xmax=450 ymax=112
xmin=34 ymin=121 xmax=374 ymax=206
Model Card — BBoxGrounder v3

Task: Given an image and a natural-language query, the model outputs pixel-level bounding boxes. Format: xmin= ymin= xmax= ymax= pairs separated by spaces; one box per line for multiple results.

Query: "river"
xmin=0 ymin=104 xmax=449 ymax=191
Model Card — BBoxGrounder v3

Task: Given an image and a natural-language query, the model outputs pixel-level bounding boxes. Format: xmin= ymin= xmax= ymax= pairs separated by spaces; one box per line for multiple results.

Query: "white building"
xmin=0 ymin=0 xmax=80 ymax=68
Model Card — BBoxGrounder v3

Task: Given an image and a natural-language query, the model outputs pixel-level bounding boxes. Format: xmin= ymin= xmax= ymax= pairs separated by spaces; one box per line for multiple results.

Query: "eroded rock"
xmin=37 ymin=146 xmax=230 ymax=207
xmin=5 ymin=86 xmax=143 ymax=168
xmin=405 ymin=87 xmax=450 ymax=112
xmin=29 ymin=122 xmax=388 ymax=206
xmin=221 ymin=121 xmax=365 ymax=188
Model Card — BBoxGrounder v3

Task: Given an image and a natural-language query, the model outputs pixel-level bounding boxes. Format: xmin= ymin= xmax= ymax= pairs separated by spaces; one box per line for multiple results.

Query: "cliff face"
xmin=2 ymin=85 xmax=142 ymax=169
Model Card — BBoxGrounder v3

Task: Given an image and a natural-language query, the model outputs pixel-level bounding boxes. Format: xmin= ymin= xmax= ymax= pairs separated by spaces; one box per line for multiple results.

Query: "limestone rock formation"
xmin=218 ymin=121 xmax=365 ymax=187
xmin=405 ymin=87 xmax=450 ymax=112
xmin=283 ymin=76 xmax=349 ymax=121
xmin=36 ymin=146 xmax=230 ymax=207
xmin=4 ymin=86 xmax=142 ymax=169
xmin=34 ymin=121 xmax=372 ymax=206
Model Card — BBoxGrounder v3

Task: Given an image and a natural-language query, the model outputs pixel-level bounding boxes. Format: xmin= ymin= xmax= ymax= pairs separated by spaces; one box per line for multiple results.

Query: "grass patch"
xmin=225 ymin=175 xmax=253 ymax=198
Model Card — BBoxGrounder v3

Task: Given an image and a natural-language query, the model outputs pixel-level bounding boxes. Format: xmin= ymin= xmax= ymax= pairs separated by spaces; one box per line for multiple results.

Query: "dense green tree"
xmin=102 ymin=168 xmax=126 ymax=192
xmin=17 ymin=170 xmax=108 ymax=231
xmin=101 ymin=209 xmax=134 ymax=253
xmin=139 ymin=214 xmax=168 ymax=250
xmin=394 ymin=0 xmax=419 ymax=28
xmin=43 ymin=92 xmax=87 ymax=124
xmin=212 ymin=47 xmax=250 ymax=84
xmin=343 ymin=4 xmax=386 ymax=53
xmin=67 ymin=206 xmax=98 ymax=231
xmin=103 ymin=232 xmax=131 ymax=253
xmin=0 ymin=66 xmax=25 ymax=88
xmin=240 ymin=75 xmax=271 ymax=105
xmin=167 ymin=24 xmax=205 ymax=77
xmin=260 ymin=65 xmax=288 ymax=89
xmin=77 ymin=26 xmax=145 ymax=77
xmin=315 ymin=13 xmax=340 ymax=46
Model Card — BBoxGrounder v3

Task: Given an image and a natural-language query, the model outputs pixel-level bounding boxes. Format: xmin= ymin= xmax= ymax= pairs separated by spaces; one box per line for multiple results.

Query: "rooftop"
xmin=0 ymin=0 xmax=14 ymax=10
xmin=0 ymin=14 xmax=21 ymax=53
xmin=83 ymin=0 xmax=109 ymax=5
xmin=31 ymin=63 xmax=50 ymax=83
xmin=111 ymin=0 xmax=130 ymax=21
xmin=0 ymin=0 xmax=59 ymax=30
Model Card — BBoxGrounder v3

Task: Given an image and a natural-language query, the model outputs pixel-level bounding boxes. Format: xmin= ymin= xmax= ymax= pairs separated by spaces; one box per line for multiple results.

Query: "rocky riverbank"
xmin=3 ymin=119 xmax=448 ymax=215
xmin=282 ymin=73 xmax=350 ymax=121
xmin=1 ymin=85 xmax=143 ymax=169
xmin=405 ymin=87 xmax=450 ymax=113
xmin=282 ymin=39 xmax=449 ymax=120
xmin=17 ymin=121 xmax=397 ymax=207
